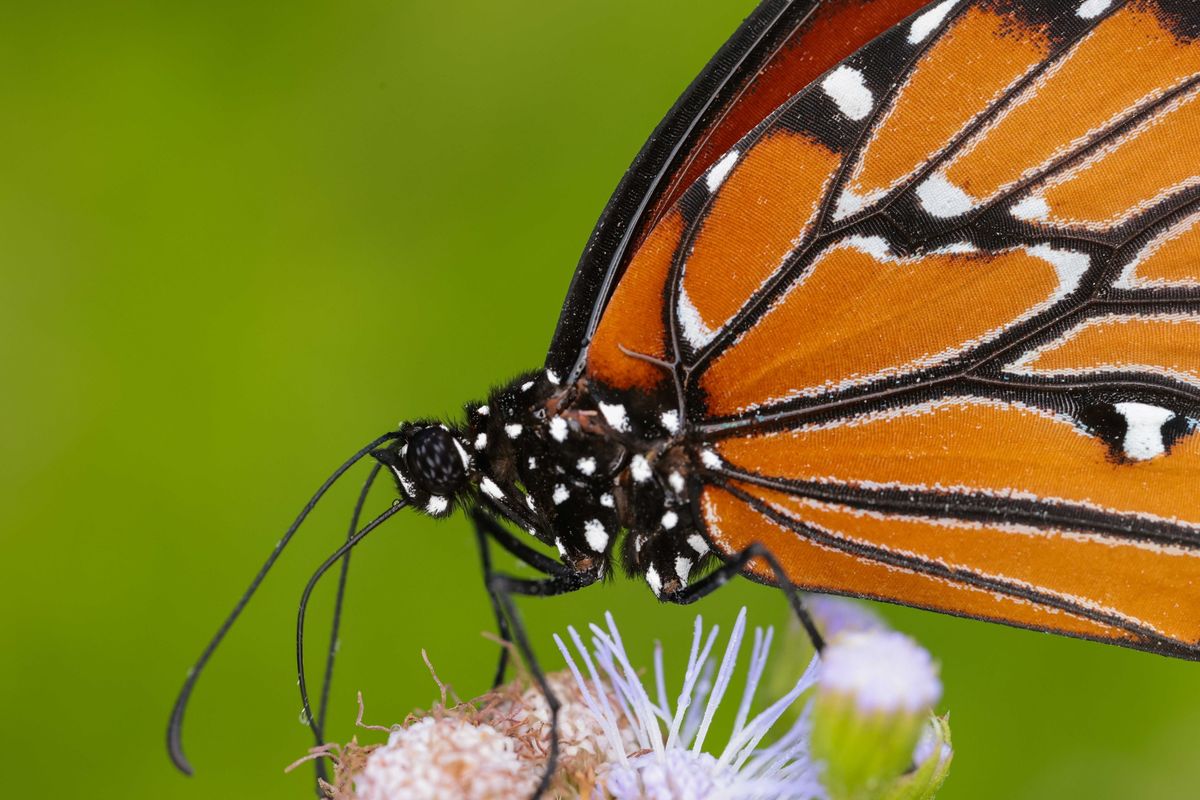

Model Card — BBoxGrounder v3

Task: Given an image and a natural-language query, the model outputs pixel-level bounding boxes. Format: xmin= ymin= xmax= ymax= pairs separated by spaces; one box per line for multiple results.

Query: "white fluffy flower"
xmin=355 ymin=716 xmax=538 ymax=800
xmin=556 ymin=608 xmax=824 ymax=800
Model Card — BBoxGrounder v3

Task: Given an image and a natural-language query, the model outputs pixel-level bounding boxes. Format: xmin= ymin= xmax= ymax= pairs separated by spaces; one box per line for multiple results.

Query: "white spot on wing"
xmin=700 ymin=449 xmax=721 ymax=469
xmin=555 ymin=538 xmax=568 ymax=558
xmin=584 ymin=519 xmax=609 ymax=552
xmin=545 ymin=369 xmax=560 ymax=385
xmin=600 ymin=493 xmax=615 ymax=508
xmin=646 ymin=566 xmax=663 ymax=598
xmin=1011 ymin=194 xmax=1050 ymax=222
xmin=916 ymin=172 xmax=975 ymax=218
xmin=481 ymin=477 xmax=505 ymax=500
xmin=677 ymin=286 xmax=717 ymax=349
xmin=1115 ymin=402 xmax=1175 ymax=461
xmin=553 ymin=484 xmax=570 ymax=505
xmin=476 ymin=405 xmax=489 ymax=416
xmin=909 ymin=0 xmax=958 ymax=43
xmin=1077 ymin=0 xmax=1112 ymax=18
xmin=549 ymin=416 xmax=568 ymax=442
xmin=576 ymin=456 xmax=596 ymax=476
xmin=661 ymin=511 xmax=678 ymax=530
xmin=821 ymin=66 xmax=874 ymax=121
xmin=660 ymin=410 xmax=680 ymax=434
xmin=598 ymin=402 xmax=630 ymax=432
xmin=630 ymin=455 xmax=652 ymax=483
xmin=1027 ymin=245 xmax=1089 ymax=296
xmin=706 ymin=150 xmax=740 ymax=192
xmin=687 ymin=534 xmax=710 ymax=555
xmin=505 ymin=423 xmax=523 ymax=439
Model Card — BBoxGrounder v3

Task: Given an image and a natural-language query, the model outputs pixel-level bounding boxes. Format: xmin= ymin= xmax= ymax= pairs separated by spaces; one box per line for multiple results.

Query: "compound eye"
xmin=406 ymin=427 xmax=466 ymax=496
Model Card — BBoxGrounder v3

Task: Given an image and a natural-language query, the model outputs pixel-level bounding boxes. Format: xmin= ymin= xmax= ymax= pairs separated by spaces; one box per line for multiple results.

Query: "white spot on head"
xmin=555 ymin=538 xmax=568 ymax=558
xmin=600 ymin=493 xmax=615 ymax=508
xmin=687 ymin=534 xmax=710 ymax=556
xmin=677 ymin=286 xmax=717 ymax=349
xmin=452 ymin=437 xmax=472 ymax=469
xmin=389 ymin=466 xmax=417 ymax=499
xmin=549 ymin=416 xmax=568 ymax=442
xmin=476 ymin=405 xmax=489 ymax=416
xmin=700 ymin=449 xmax=721 ymax=470
xmin=630 ymin=454 xmax=653 ymax=483
xmin=674 ymin=556 xmax=692 ymax=586
xmin=1011 ymin=194 xmax=1050 ymax=222
xmin=660 ymin=410 xmax=680 ymax=434
xmin=474 ymin=432 xmax=488 ymax=451
xmin=916 ymin=172 xmax=975 ymax=218
xmin=425 ymin=495 xmax=448 ymax=515
xmin=505 ymin=423 xmax=523 ymax=439
xmin=577 ymin=456 xmax=596 ymax=476
xmin=668 ymin=471 xmax=685 ymax=494
xmin=553 ymin=484 xmax=570 ymax=505
xmin=821 ymin=65 xmax=874 ymax=121
xmin=598 ymin=402 xmax=630 ymax=432
xmin=1028 ymin=245 xmax=1089 ymax=294
xmin=1114 ymin=402 xmax=1175 ymax=461
xmin=1077 ymin=0 xmax=1112 ymax=18
xmin=706 ymin=150 xmax=740 ymax=192
xmin=661 ymin=510 xmax=678 ymax=530
xmin=909 ymin=0 xmax=958 ymax=43
xmin=634 ymin=534 xmax=645 ymax=554
xmin=645 ymin=566 xmax=663 ymax=598
xmin=520 ymin=381 xmax=534 ymax=392
xmin=481 ymin=477 xmax=505 ymax=500
xmin=584 ymin=519 xmax=609 ymax=552
xmin=545 ymin=369 xmax=560 ymax=385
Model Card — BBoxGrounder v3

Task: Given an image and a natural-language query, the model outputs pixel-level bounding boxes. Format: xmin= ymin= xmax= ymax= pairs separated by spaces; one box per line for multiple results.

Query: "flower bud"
xmin=880 ymin=714 xmax=953 ymax=800
xmin=812 ymin=631 xmax=942 ymax=800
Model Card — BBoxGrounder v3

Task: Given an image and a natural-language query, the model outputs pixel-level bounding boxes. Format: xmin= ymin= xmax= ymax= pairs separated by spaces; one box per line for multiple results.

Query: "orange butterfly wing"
xmin=588 ymin=0 xmax=1200 ymax=658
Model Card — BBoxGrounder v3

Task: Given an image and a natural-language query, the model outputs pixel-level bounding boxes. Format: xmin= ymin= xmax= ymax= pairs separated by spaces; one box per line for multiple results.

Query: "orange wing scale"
xmin=587 ymin=0 xmax=1200 ymax=658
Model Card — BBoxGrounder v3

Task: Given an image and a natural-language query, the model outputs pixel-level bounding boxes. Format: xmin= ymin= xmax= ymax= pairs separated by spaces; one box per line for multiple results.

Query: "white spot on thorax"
xmin=674 ymin=557 xmax=692 ymax=586
xmin=527 ymin=456 xmax=537 ymax=469
xmin=476 ymin=405 xmax=489 ymax=416
xmin=909 ymin=0 xmax=958 ymax=43
xmin=630 ymin=454 xmax=652 ymax=483
xmin=706 ymin=150 xmax=740 ymax=192
xmin=545 ymin=369 xmax=560 ymax=385
xmin=584 ymin=519 xmax=609 ymax=552
xmin=549 ymin=416 xmax=568 ymax=442
xmin=646 ymin=565 xmax=663 ymax=597
xmin=481 ymin=477 xmax=505 ymax=500
xmin=599 ymin=493 xmax=614 ymax=508
xmin=577 ymin=456 xmax=596 ymax=476
xmin=687 ymin=534 xmax=710 ymax=555
xmin=598 ymin=402 xmax=629 ymax=432
xmin=520 ymin=381 xmax=534 ymax=392
xmin=821 ymin=65 xmax=874 ymax=121
xmin=425 ymin=495 xmax=448 ymax=515
xmin=1114 ymin=402 xmax=1175 ymax=461
xmin=916 ymin=172 xmax=975 ymax=218
xmin=1077 ymin=0 xmax=1112 ymax=18
xmin=474 ymin=432 xmax=487 ymax=451
xmin=526 ymin=494 xmax=537 ymax=511
xmin=553 ymin=484 xmax=570 ymax=505
xmin=668 ymin=471 xmax=685 ymax=494
xmin=505 ymin=423 xmax=523 ymax=439
xmin=677 ymin=286 xmax=717 ymax=349
xmin=660 ymin=410 xmax=680 ymax=434
xmin=555 ymin=538 xmax=568 ymax=558
xmin=661 ymin=511 xmax=678 ymax=530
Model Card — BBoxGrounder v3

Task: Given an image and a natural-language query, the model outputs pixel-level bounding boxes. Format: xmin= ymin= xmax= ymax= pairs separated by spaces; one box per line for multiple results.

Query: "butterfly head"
xmin=371 ymin=421 xmax=473 ymax=518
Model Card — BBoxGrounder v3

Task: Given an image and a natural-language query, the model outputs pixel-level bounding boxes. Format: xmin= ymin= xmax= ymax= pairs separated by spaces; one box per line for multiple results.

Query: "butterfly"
xmin=170 ymin=0 xmax=1200 ymax=795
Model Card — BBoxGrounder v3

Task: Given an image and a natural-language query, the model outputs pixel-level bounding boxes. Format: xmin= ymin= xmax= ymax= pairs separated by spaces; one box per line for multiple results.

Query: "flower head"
xmin=556 ymin=608 xmax=824 ymax=800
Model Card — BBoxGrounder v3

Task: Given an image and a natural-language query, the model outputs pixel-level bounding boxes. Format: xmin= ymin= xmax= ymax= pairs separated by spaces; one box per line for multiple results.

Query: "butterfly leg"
xmin=486 ymin=565 xmax=600 ymax=800
xmin=469 ymin=508 xmax=573 ymax=687
xmin=660 ymin=541 xmax=826 ymax=653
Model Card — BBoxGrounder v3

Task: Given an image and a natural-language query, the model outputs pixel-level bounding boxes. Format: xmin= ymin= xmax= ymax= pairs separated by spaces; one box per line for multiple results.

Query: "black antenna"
xmin=297 ymin=495 xmax=406 ymax=750
xmin=167 ymin=431 xmax=401 ymax=776
xmin=312 ymin=461 xmax=383 ymax=788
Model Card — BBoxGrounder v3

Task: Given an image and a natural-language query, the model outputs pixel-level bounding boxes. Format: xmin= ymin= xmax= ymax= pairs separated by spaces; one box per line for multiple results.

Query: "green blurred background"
xmin=4 ymin=1 xmax=1199 ymax=797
